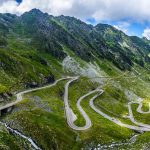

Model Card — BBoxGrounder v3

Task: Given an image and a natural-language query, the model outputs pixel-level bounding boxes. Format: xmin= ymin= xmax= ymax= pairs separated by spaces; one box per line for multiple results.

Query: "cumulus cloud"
xmin=1 ymin=0 xmax=150 ymax=23
xmin=0 ymin=0 xmax=12 ymax=3
xmin=0 ymin=1 xmax=19 ymax=14
xmin=0 ymin=0 xmax=74 ymax=15
xmin=142 ymin=28 xmax=150 ymax=40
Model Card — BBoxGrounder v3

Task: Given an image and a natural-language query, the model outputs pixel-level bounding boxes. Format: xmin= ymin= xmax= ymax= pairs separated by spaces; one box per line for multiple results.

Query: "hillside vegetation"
xmin=0 ymin=9 xmax=149 ymax=150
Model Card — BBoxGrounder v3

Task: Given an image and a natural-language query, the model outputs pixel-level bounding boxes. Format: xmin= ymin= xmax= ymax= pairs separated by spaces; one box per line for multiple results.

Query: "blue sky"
xmin=16 ymin=0 xmax=22 ymax=3
xmin=86 ymin=18 xmax=148 ymax=37
xmin=102 ymin=21 xmax=146 ymax=37
xmin=1 ymin=0 xmax=150 ymax=39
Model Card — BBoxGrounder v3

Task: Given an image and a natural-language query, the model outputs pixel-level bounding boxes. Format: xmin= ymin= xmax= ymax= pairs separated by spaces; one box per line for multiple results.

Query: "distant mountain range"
xmin=0 ymin=8 xmax=149 ymax=95
xmin=0 ymin=9 xmax=150 ymax=150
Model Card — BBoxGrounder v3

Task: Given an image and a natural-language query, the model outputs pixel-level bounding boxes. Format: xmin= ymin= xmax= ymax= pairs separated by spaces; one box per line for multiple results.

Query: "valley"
xmin=0 ymin=9 xmax=149 ymax=150
xmin=0 ymin=73 xmax=149 ymax=149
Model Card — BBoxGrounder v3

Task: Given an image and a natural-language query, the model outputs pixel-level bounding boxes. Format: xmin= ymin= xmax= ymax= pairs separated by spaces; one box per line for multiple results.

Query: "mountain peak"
xmin=29 ymin=8 xmax=43 ymax=14
xmin=22 ymin=8 xmax=44 ymax=17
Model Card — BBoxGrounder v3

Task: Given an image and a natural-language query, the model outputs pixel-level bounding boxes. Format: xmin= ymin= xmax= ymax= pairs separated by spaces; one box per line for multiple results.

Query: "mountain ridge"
xmin=0 ymin=9 xmax=149 ymax=150
xmin=0 ymin=8 xmax=149 ymax=95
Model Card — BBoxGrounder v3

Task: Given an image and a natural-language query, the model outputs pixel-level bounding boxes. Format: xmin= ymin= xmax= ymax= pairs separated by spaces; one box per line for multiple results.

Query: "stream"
xmin=94 ymin=133 xmax=141 ymax=150
xmin=0 ymin=122 xmax=42 ymax=150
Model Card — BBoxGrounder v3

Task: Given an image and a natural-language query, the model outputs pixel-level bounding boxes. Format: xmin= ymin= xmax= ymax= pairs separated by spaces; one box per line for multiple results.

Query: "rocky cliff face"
xmin=0 ymin=8 xmax=149 ymax=100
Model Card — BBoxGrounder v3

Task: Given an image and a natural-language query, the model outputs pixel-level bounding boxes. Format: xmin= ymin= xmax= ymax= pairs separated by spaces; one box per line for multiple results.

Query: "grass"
xmin=131 ymin=103 xmax=150 ymax=125
xmin=0 ymin=84 xmax=7 ymax=94
xmin=0 ymin=36 xmax=149 ymax=149
xmin=68 ymin=77 xmax=99 ymax=126
xmin=0 ymin=35 xmax=63 ymax=104
xmin=0 ymin=123 xmax=30 ymax=150
xmin=3 ymin=80 xmax=80 ymax=150
xmin=94 ymin=84 xmax=137 ymax=125
xmin=94 ymin=67 xmax=150 ymax=126
xmin=2 ymin=77 xmax=140 ymax=150
xmin=142 ymin=97 xmax=150 ymax=112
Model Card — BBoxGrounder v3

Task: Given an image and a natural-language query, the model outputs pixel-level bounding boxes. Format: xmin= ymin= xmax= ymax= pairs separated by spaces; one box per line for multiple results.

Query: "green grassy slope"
xmin=2 ymin=70 xmax=150 ymax=149
xmin=0 ymin=9 xmax=149 ymax=150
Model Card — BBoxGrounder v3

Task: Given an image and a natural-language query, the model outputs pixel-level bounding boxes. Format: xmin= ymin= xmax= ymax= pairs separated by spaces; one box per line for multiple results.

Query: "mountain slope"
xmin=10 ymin=9 xmax=150 ymax=69
xmin=0 ymin=9 xmax=149 ymax=150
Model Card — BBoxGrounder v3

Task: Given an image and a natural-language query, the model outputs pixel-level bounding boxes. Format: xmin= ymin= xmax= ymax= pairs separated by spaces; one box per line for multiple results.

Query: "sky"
xmin=1 ymin=0 xmax=150 ymax=39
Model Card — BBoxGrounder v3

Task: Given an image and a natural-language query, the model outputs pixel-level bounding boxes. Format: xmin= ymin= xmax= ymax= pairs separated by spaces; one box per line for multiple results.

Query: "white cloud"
xmin=1 ymin=0 xmax=150 ymax=23
xmin=0 ymin=0 xmax=74 ymax=15
xmin=142 ymin=28 xmax=150 ymax=40
xmin=0 ymin=1 xmax=19 ymax=14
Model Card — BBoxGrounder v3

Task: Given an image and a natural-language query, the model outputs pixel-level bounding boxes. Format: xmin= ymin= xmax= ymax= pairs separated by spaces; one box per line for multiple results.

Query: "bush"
xmin=0 ymin=36 xmax=7 ymax=46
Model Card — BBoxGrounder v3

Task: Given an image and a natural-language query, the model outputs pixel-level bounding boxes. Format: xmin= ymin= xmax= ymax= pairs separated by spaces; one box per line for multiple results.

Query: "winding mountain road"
xmin=0 ymin=77 xmax=74 ymax=150
xmin=1 ymin=75 xmax=149 ymax=150
xmin=136 ymin=100 xmax=150 ymax=114
xmin=62 ymin=76 xmax=150 ymax=132
xmin=89 ymin=93 xmax=150 ymax=131
xmin=64 ymin=76 xmax=103 ymax=130
xmin=0 ymin=75 xmax=150 ymax=134
xmin=127 ymin=101 xmax=150 ymax=129
xmin=0 ymin=77 xmax=72 ymax=111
